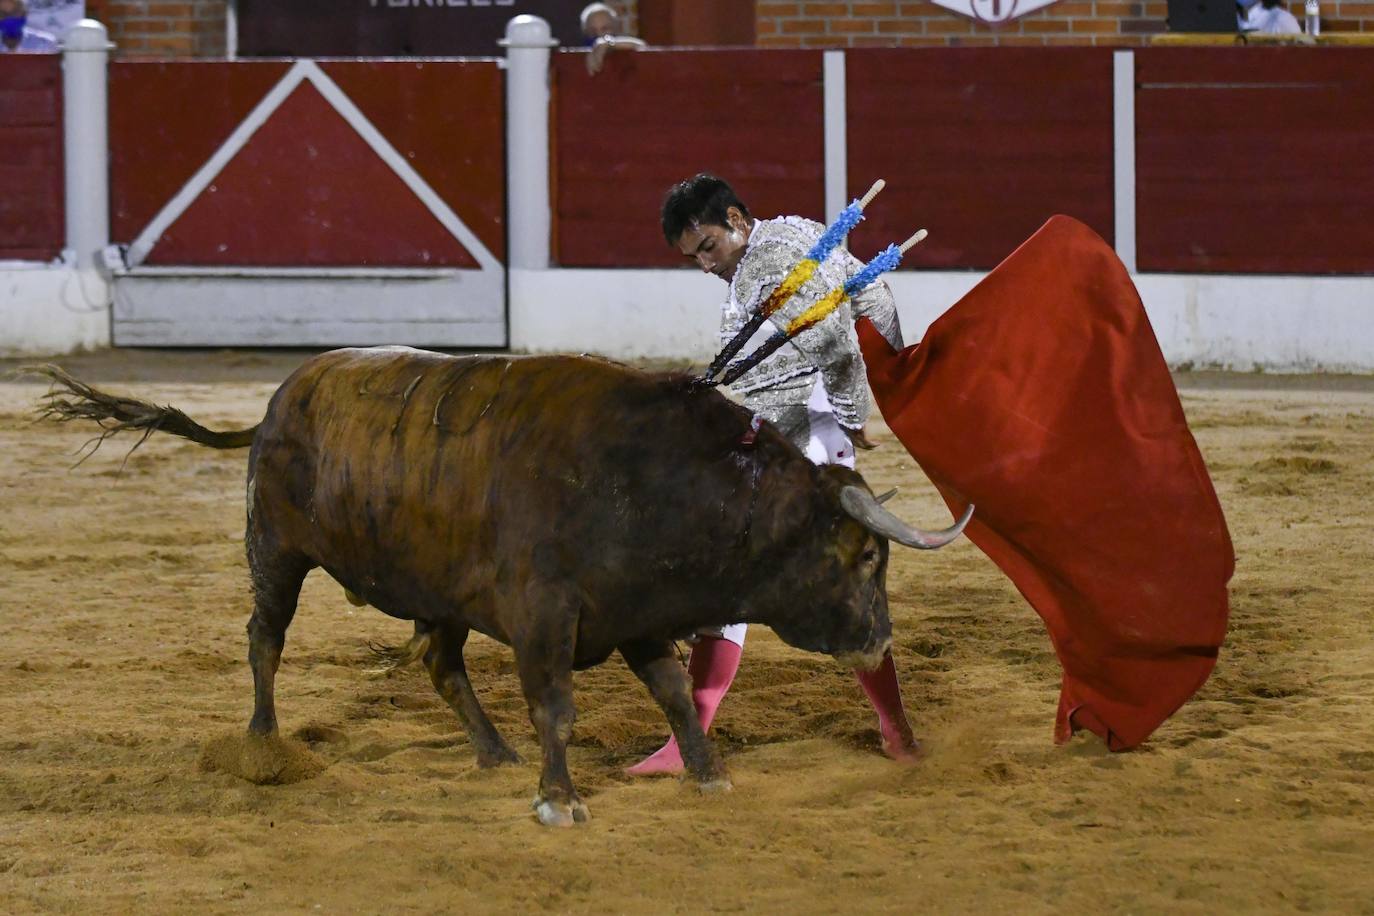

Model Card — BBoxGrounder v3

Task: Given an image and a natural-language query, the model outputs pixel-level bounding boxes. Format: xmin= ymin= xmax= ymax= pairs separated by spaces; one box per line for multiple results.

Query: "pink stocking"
xmin=855 ymin=651 xmax=921 ymax=762
xmin=625 ymin=636 xmax=743 ymax=777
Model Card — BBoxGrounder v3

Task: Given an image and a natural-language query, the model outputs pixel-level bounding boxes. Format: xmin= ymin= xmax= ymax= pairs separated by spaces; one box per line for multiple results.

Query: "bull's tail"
xmin=365 ymin=627 xmax=432 ymax=676
xmin=29 ymin=364 xmax=260 ymax=461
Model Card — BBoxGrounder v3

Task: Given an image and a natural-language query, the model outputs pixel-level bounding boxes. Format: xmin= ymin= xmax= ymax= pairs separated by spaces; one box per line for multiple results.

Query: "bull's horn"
xmin=875 ymin=487 xmax=898 ymax=505
xmin=839 ymin=486 xmax=973 ymax=550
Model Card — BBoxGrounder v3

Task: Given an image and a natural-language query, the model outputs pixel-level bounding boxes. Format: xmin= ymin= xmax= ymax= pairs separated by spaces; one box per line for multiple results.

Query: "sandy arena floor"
xmin=1 ymin=349 xmax=1372 ymax=914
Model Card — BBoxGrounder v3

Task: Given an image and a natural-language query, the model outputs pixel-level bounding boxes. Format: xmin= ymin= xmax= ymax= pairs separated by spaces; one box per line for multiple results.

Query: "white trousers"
xmin=704 ymin=378 xmax=855 ymax=648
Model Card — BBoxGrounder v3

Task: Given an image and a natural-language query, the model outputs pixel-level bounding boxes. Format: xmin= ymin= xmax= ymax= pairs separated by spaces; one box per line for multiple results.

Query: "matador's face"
xmin=674 ymin=206 xmax=751 ymax=283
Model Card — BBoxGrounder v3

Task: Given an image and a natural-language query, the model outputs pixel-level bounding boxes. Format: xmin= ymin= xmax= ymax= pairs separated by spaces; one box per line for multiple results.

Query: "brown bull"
xmin=34 ymin=348 xmax=969 ymax=826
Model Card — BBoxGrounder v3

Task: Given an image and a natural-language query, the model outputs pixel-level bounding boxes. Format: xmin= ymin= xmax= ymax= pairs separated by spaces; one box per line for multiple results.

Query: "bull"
xmin=34 ymin=347 xmax=970 ymax=826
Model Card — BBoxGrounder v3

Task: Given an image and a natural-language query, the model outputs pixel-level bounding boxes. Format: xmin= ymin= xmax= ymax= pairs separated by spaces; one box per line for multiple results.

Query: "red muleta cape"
xmin=857 ymin=215 xmax=1234 ymax=750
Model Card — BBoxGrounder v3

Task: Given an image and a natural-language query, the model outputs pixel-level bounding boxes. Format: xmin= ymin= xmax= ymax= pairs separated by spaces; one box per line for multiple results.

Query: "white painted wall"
xmin=112 ymin=269 xmax=506 ymax=347
xmin=510 ymin=267 xmax=1374 ymax=373
xmin=510 ymin=268 xmax=723 ymax=361
xmin=0 ymin=262 xmax=110 ymax=356
xmin=1135 ymin=274 xmax=1374 ymax=373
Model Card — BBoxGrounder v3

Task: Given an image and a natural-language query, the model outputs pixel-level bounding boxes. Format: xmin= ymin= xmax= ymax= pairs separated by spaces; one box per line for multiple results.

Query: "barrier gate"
xmin=108 ymin=58 xmax=506 ymax=347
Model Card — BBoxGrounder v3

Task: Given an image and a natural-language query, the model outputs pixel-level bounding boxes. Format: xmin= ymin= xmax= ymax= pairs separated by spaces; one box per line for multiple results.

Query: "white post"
xmin=501 ymin=15 xmax=557 ymax=270
xmin=226 ymin=0 xmax=238 ymax=61
xmin=1112 ymin=50 xmax=1137 ymax=274
xmin=62 ymin=20 xmax=112 ymax=284
xmin=823 ymin=50 xmax=847 ymax=225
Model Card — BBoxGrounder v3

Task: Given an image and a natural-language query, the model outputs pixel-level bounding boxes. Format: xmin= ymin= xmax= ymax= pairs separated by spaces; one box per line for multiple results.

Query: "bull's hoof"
xmin=532 ymin=795 xmax=590 ymax=827
xmin=695 ymin=776 xmax=733 ymax=794
xmin=475 ymin=745 xmax=523 ymax=768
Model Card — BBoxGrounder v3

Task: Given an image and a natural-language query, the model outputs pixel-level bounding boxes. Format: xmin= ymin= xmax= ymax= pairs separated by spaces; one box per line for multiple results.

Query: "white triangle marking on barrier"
xmin=127 ymin=59 xmax=501 ymax=273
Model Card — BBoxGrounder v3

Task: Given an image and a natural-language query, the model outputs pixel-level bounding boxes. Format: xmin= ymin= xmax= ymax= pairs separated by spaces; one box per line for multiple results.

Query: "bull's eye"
xmin=861 ymin=548 xmax=878 ymax=564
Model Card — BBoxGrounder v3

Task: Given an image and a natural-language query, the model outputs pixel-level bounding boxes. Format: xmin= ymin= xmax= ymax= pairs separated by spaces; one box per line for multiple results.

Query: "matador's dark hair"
xmin=660 ymin=173 xmax=752 ymax=246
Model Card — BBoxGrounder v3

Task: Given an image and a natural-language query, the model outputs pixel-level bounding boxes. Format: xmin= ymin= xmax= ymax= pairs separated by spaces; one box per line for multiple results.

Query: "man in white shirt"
xmin=0 ymin=0 xmax=59 ymax=53
xmin=580 ymin=2 xmax=647 ymax=75
xmin=1238 ymin=0 xmax=1302 ymax=33
xmin=626 ymin=173 xmax=921 ymax=777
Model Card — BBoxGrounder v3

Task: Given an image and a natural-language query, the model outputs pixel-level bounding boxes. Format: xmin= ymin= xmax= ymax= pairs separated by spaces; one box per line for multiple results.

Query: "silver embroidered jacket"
xmin=723 ymin=216 xmax=903 ymax=444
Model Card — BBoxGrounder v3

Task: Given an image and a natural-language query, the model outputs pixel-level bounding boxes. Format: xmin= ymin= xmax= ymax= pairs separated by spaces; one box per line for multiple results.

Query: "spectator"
xmin=0 ymin=0 xmax=58 ymax=53
xmin=1238 ymin=0 xmax=1302 ymax=33
xmin=580 ymin=2 xmax=646 ymax=75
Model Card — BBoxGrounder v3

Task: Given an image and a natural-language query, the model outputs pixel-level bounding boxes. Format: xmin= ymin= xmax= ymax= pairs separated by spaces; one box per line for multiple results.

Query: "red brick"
xmin=851 ymin=2 xmax=900 ymax=14
xmin=1047 ymin=1 xmax=1096 ymax=14
xmin=1071 ymin=18 xmax=1121 ymax=31
xmin=849 ymin=35 xmax=904 ymax=45
xmin=756 ymin=18 xmax=779 ymax=34
xmin=924 ymin=18 xmax=977 ymax=32
xmin=799 ymin=34 xmax=847 ymax=45
xmin=781 ymin=18 xmax=829 ymax=33
xmin=147 ymin=2 xmax=194 ymax=17
xmin=1044 ymin=34 xmax=1097 ymax=43
xmin=878 ymin=18 xmax=926 ymax=32
xmin=758 ymin=34 xmax=805 ymax=46
xmin=758 ymin=1 xmax=802 ymax=14
xmin=798 ymin=2 xmax=852 ymax=15
xmin=127 ymin=19 xmax=176 ymax=33
xmin=830 ymin=19 xmax=878 ymax=32
xmin=895 ymin=35 xmax=950 ymax=44
xmin=1024 ymin=19 xmax=1074 ymax=31
xmin=1094 ymin=1 xmax=1143 ymax=15
xmin=1119 ymin=18 xmax=1167 ymax=32
xmin=997 ymin=35 xmax=1050 ymax=44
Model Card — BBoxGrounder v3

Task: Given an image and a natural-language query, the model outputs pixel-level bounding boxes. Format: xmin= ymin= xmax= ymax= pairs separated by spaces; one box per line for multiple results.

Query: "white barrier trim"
xmin=823 ymin=50 xmax=847 ymax=225
xmin=503 ymin=16 xmax=556 ymax=270
xmin=508 ymin=267 xmax=1374 ymax=372
xmin=1113 ymin=50 xmax=1137 ymax=274
xmin=121 ymin=265 xmax=463 ymax=279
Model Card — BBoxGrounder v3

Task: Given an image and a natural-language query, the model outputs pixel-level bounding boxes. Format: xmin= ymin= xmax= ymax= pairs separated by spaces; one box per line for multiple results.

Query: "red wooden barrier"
xmin=553 ymin=49 xmax=825 ymax=268
xmin=1135 ymin=48 xmax=1374 ymax=275
xmin=847 ymin=49 xmax=1116 ymax=271
xmin=110 ymin=60 xmax=505 ymax=267
xmin=0 ymin=54 xmax=63 ymax=262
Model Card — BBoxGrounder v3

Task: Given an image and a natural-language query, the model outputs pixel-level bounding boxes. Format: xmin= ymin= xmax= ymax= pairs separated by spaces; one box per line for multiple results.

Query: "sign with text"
xmin=929 ymin=0 xmax=1060 ymax=25
xmin=237 ymin=0 xmax=583 ymax=57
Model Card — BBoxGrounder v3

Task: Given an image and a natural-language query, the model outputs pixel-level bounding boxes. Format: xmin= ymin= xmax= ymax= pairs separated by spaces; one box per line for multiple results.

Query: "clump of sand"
xmin=1251 ymin=456 xmax=1338 ymax=474
xmin=198 ymin=731 xmax=326 ymax=785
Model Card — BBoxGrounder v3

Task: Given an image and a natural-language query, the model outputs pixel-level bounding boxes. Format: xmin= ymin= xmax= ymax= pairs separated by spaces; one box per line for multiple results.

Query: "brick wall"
xmin=82 ymin=0 xmax=1370 ymax=57
xmin=756 ymin=0 xmax=1373 ymax=48
xmin=87 ymin=0 xmax=228 ymax=56
xmin=86 ymin=1 xmax=638 ymax=58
